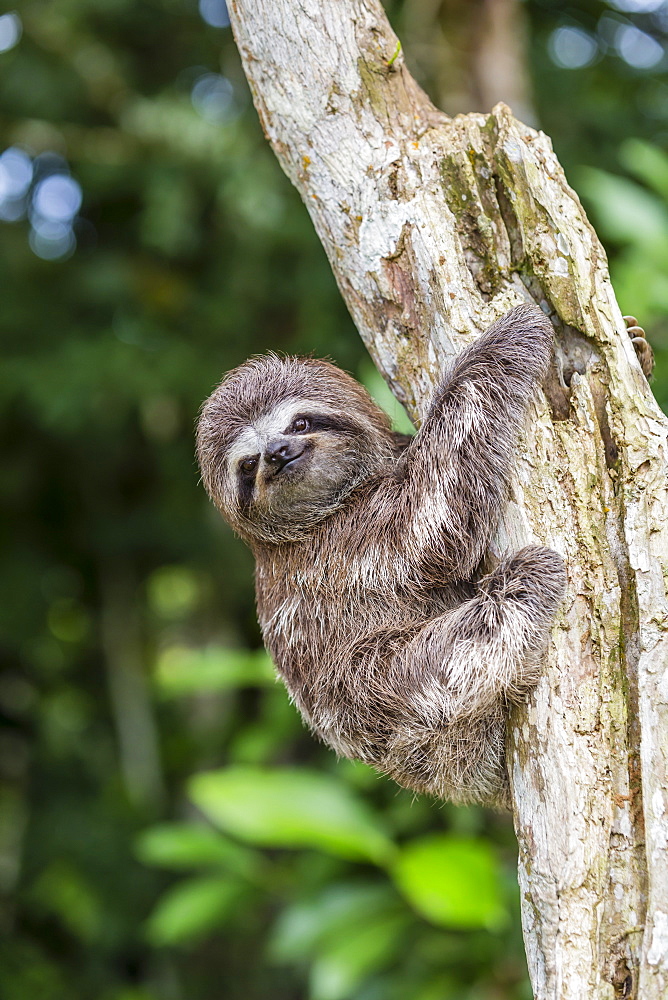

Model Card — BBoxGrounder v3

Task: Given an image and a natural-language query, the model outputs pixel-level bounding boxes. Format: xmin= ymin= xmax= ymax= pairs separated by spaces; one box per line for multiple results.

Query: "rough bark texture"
xmin=227 ymin=1 xmax=668 ymax=996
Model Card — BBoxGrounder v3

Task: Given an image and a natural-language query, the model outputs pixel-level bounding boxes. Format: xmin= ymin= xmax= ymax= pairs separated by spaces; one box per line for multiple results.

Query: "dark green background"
xmin=1 ymin=2 xmax=667 ymax=998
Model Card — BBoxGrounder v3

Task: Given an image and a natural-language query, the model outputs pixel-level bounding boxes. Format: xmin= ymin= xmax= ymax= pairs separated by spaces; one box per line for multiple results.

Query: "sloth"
xmin=197 ymin=303 xmax=569 ymax=808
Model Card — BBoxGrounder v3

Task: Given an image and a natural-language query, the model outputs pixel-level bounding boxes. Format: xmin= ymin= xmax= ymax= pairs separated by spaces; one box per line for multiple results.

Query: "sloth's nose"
xmin=264 ymin=439 xmax=302 ymax=471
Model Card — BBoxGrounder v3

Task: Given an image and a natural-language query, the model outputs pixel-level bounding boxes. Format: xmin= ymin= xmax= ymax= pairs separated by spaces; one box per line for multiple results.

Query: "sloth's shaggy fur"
xmin=197 ymin=303 xmax=566 ymax=807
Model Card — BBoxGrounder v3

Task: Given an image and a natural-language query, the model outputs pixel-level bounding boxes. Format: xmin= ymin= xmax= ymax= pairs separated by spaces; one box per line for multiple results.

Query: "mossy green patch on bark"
xmin=438 ymin=153 xmax=505 ymax=296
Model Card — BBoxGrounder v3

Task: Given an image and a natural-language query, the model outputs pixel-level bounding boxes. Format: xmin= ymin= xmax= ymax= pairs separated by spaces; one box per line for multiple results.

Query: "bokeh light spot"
xmin=47 ymin=598 xmax=90 ymax=644
xmin=615 ymin=23 xmax=665 ymax=68
xmin=0 ymin=148 xmax=32 ymax=199
xmin=609 ymin=0 xmax=666 ymax=12
xmin=33 ymin=174 xmax=83 ymax=223
xmin=0 ymin=147 xmax=32 ymax=221
xmin=0 ymin=12 xmax=21 ymax=53
xmin=147 ymin=566 xmax=200 ymax=619
xmin=29 ymin=221 xmax=76 ymax=261
xmin=191 ymin=74 xmax=236 ymax=123
xmin=0 ymin=198 xmax=25 ymax=221
xmin=549 ymin=26 xmax=598 ymax=69
xmin=199 ymin=0 xmax=230 ymax=29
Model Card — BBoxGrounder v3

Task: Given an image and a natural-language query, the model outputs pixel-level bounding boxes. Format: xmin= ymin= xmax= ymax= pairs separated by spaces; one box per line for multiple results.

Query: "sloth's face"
xmin=198 ymin=355 xmax=397 ymax=544
xmin=223 ymin=398 xmax=370 ymax=541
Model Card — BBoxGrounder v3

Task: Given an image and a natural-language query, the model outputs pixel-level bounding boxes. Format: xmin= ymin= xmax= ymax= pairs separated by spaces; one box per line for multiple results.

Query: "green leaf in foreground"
xmin=391 ymin=834 xmax=507 ymax=930
xmin=309 ymin=911 xmax=409 ymax=1000
xmin=135 ymin=822 xmax=259 ymax=878
xmin=155 ymin=646 xmax=275 ymax=696
xmin=188 ymin=766 xmax=395 ymax=865
xmin=270 ymin=881 xmax=409 ymax=1000
xmin=270 ymin=882 xmax=399 ymax=962
xmin=144 ymin=876 xmax=242 ymax=946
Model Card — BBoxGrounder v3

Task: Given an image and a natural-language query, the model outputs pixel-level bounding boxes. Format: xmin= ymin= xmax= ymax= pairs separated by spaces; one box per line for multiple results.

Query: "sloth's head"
xmin=197 ymin=354 xmax=397 ymax=543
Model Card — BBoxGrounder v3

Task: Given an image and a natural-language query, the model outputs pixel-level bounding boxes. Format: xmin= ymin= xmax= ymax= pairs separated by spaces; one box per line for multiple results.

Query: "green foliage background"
xmin=1 ymin=2 xmax=667 ymax=998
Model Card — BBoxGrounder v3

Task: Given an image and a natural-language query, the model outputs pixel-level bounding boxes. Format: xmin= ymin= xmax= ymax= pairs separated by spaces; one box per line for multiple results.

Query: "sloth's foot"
xmin=478 ymin=545 xmax=566 ymax=626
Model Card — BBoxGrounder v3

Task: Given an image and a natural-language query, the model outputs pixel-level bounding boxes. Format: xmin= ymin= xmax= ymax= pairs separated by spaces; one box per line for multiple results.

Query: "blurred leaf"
xmin=189 ymin=766 xmax=395 ymax=864
xmin=155 ymin=646 xmax=275 ymax=696
xmin=600 ymin=248 xmax=668 ymax=327
xmin=147 ymin=565 xmax=200 ymax=619
xmin=407 ymin=975 xmax=462 ymax=1000
xmin=270 ymin=882 xmax=400 ymax=962
xmin=619 ymin=138 xmax=668 ymax=203
xmin=577 ymin=167 xmax=668 ymax=248
xmin=271 ymin=883 xmax=410 ymax=1000
xmin=579 ymin=140 xmax=668 ymax=404
xmin=144 ymin=875 xmax=242 ymax=946
xmin=135 ymin=822 xmax=260 ymax=879
xmin=391 ymin=834 xmax=506 ymax=930
xmin=31 ymin=860 xmax=103 ymax=942
xmin=309 ymin=911 xmax=408 ymax=1000
xmin=229 ymin=685 xmax=303 ymax=764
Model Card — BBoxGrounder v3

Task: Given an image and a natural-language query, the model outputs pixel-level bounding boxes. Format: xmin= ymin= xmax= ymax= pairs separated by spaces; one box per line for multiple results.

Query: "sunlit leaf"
xmin=154 ymin=646 xmax=275 ymax=696
xmin=135 ymin=822 xmax=259 ymax=878
xmin=391 ymin=834 xmax=506 ymax=929
xmin=188 ymin=766 xmax=395 ymax=864
xmin=144 ymin=876 xmax=241 ymax=946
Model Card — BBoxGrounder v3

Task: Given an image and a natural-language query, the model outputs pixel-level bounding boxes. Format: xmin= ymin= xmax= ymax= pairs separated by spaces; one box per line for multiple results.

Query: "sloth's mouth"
xmin=281 ymin=450 xmax=305 ymax=471
xmin=268 ymin=449 xmax=306 ymax=476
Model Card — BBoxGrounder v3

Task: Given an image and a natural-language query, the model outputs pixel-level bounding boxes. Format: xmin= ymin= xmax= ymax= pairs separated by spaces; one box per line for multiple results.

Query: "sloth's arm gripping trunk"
xmin=397 ymin=304 xmax=552 ymax=579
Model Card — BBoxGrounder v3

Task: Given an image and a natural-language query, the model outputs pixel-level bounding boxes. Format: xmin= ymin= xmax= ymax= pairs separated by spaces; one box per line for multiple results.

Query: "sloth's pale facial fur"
xmin=227 ymin=398 xmax=369 ymax=533
xmin=203 ymin=397 xmax=393 ymax=544
xmin=197 ymin=354 xmax=397 ymax=545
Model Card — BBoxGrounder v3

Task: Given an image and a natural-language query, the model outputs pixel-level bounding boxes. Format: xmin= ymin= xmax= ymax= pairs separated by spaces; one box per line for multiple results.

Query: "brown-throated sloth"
xmin=197 ymin=304 xmax=567 ymax=808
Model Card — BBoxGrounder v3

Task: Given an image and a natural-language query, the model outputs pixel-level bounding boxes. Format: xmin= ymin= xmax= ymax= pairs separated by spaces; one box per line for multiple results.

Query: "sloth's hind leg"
xmin=405 ymin=545 xmax=565 ymax=722
xmin=380 ymin=546 xmax=564 ymax=804
xmin=383 ymin=706 xmax=510 ymax=808
xmin=474 ymin=544 xmax=566 ymax=697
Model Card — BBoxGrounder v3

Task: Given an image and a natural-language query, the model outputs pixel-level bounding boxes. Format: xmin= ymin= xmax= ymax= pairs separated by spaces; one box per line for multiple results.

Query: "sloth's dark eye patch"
xmin=287 ymin=413 xmax=359 ymax=436
xmin=237 ymin=456 xmax=259 ymax=510
xmin=240 ymin=456 xmax=259 ymax=475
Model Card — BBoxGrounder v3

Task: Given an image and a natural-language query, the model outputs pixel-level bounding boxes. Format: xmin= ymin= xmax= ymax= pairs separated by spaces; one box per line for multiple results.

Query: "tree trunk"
xmin=227 ymin=1 xmax=668 ymax=995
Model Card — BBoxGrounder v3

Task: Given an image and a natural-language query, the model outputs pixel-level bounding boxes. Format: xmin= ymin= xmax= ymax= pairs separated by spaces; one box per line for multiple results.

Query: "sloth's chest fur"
xmin=254 ymin=542 xmax=467 ymax=736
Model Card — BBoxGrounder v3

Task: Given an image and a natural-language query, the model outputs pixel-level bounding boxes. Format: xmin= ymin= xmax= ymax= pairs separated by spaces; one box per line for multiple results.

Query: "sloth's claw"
xmin=623 ymin=315 xmax=654 ymax=378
